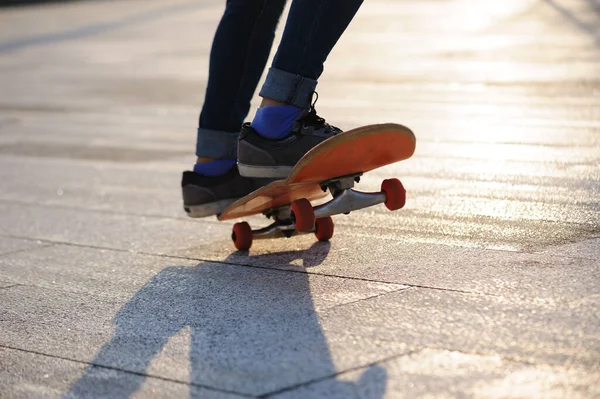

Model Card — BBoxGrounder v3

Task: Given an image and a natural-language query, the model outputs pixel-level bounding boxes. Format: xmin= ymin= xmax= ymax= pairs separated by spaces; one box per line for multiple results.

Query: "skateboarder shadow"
xmin=65 ymin=242 xmax=387 ymax=398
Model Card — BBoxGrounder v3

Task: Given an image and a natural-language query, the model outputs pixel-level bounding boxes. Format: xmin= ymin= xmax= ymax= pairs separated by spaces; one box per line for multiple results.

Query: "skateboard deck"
xmin=219 ymin=123 xmax=416 ymax=221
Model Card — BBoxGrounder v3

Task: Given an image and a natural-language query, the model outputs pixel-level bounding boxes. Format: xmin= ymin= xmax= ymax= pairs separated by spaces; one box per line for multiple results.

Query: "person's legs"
xmin=238 ymin=0 xmax=364 ymax=178
xmin=196 ymin=0 xmax=287 ymax=166
xmin=264 ymin=0 xmax=364 ymax=107
xmin=183 ymin=0 xmax=285 ymax=218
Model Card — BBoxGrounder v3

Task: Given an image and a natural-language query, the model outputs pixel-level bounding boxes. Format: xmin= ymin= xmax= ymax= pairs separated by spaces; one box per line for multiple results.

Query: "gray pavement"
xmin=0 ymin=0 xmax=599 ymax=398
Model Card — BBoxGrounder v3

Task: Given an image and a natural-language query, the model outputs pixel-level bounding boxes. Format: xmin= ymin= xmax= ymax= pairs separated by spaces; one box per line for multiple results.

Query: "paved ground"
xmin=0 ymin=0 xmax=599 ymax=397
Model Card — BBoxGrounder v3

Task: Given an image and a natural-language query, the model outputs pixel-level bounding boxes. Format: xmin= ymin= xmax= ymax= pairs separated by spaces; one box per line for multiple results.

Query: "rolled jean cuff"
xmin=259 ymin=67 xmax=318 ymax=109
xmin=195 ymin=128 xmax=239 ymax=159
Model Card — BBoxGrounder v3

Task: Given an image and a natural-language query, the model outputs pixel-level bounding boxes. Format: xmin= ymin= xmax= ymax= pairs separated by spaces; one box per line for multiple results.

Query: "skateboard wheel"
xmin=314 ymin=217 xmax=334 ymax=241
xmin=290 ymin=198 xmax=315 ymax=232
xmin=232 ymin=222 xmax=252 ymax=250
xmin=381 ymin=178 xmax=406 ymax=211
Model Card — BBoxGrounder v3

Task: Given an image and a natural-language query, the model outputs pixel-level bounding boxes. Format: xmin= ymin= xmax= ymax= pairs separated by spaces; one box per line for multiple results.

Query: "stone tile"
xmin=0 ymin=157 xmax=185 ymax=219
xmin=182 ymin=235 xmax=600 ymax=302
xmin=0 ymin=236 xmax=47 ymax=256
xmin=0 ymin=243 xmax=404 ymax=303
xmin=0 ymin=201 xmax=231 ymax=254
xmin=0 ymin=142 xmax=188 ymax=162
xmin=0 ymin=347 xmax=245 ymax=399
xmin=538 ymin=238 xmax=600 ymax=261
xmin=0 ymin=244 xmax=197 ymax=298
xmin=318 ymin=288 xmax=600 ymax=368
xmin=271 ymin=349 xmax=600 ymax=399
xmin=2 ymin=150 xmax=597 ymax=253
xmin=0 ymin=265 xmax=406 ymax=396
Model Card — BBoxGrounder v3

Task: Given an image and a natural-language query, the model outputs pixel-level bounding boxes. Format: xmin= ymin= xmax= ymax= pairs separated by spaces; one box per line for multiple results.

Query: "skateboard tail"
xmin=290 ymin=123 xmax=415 ymax=183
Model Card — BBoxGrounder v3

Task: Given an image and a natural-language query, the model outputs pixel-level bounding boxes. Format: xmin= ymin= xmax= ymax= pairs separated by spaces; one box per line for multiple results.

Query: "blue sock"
xmin=251 ymin=105 xmax=303 ymax=140
xmin=193 ymin=159 xmax=236 ymax=177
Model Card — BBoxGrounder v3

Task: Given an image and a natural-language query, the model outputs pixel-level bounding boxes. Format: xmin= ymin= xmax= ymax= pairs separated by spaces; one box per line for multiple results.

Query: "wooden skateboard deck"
xmin=219 ymin=123 xmax=416 ymax=221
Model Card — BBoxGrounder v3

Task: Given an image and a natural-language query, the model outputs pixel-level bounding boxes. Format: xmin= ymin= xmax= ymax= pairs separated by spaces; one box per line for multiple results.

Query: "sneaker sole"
xmin=184 ymin=198 xmax=239 ymax=218
xmin=238 ymin=163 xmax=293 ymax=179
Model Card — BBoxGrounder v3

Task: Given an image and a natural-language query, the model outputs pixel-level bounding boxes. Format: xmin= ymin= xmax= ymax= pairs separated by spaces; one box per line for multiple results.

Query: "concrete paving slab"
xmin=0 ymin=236 xmax=47 ymax=256
xmin=0 ymin=243 xmax=404 ymax=303
xmin=0 ymin=153 xmax=596 ymax=222
xmin=318 ymin=288 xmax=600 ymax=368
xmin=539 ymin=238 xmax=600 ymax=261
xmin=180 ymin=235 xmax=600 ymax=302
xmin=0 ymin=157 xmax=184 ymax=218
xmin=0 ymin=347 xmax=246 ymax=399
xmin=0 ymin=110 xmax=196 ymax=150
xmin=0 ymin=244 xmax=197 ymax=298
xmin=0 ymin=201 xmax=230 ymax=254
xmin=2 ymin=152 xmax=597 ymax=252
xmin=270 ymin=349 xmax=600 ymax=399
xmin=0 ymin=260 xmax=407 ymax=396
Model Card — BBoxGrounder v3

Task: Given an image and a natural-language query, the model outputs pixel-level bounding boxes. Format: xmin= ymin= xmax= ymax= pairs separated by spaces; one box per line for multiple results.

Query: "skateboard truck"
xmin=320 ymin=173 xmax=361 ymax=194
xmin=315 ymin=173 xmax=385 ymax=216
xmin=231 ymin=176 xmax=406 ymax=251
xmin=314 ymin=187 xmax=387 ymax=218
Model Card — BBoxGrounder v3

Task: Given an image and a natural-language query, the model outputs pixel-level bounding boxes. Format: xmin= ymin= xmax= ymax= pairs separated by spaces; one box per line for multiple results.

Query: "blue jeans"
xmin=196 ymin=0 xmax=363 ymax=159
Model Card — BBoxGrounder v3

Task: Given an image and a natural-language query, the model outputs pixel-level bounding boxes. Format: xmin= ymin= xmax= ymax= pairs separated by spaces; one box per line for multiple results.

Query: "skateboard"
xmin=219 ymin=123 xmax=416 ymax=250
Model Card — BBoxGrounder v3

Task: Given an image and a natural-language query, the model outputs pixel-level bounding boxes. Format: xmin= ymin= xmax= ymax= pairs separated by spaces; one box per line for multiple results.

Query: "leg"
xmin=263 ymin=0 xmax=364 ymax=107
xmin=238 ymin=0 xmax=364 ymax=178
xmin=196 ymin=0 xmax=287 ymax=161
xmin=183 ymin=0 xmax=286 ymax=218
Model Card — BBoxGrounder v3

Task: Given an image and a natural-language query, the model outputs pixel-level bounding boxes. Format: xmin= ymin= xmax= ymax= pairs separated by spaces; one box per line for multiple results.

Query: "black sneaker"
xmin=181 ymin=168 xmax=270 ymax=218
xmin=237 ymin=106 xmax=343 ymax=178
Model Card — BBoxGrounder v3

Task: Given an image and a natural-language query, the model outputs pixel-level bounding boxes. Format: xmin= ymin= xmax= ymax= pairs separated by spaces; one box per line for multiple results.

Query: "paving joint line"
xmin=0 ymin=243 xmax=56 ymax=259
xmin=0 ymin=280 xmax=126 ymax=298
xmin=259 ymin=349 xmax=424 ymax=398
xmin=3 ymin=201 xmax=596 ymax=255
xmin=202 ymin=258 xmax=499 ymax=297
xmin=330 ymin=326 xmax=584 ymax=367
xmin=325 ymin=286 xmax=413 ymax=312
xmin=0 ymin=233 xmax=501 ymax=297
xmin=0 ymin=198 xmax=188 ymax=222
xmin=416 ymin=344 xmax=550 ymax=368
xmin=0 ymin=284 xmax=21 ymax=291
xmin=0 ymin=344 xmax=257 ymax=398
xmin=2 ymin=197 xmax=598 ymax=232
xmin=334 ymin=336 xmax=584 ymax=370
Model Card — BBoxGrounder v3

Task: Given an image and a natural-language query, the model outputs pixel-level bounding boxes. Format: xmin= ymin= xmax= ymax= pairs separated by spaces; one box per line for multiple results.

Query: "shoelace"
xmin=300 ymin=106 xmax=342 ymax=135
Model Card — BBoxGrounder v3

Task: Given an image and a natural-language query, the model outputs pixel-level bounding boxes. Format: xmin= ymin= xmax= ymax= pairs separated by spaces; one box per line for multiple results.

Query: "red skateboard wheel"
xmin=381 ymin=178 xmax=406 ymax=210
xmin=232 ymin=222 xmax=252 ymax=250
xmin=290 ymin=198 xmax=315 ymax=232
xmin=314 ymin=217 xmax=334 ymax=241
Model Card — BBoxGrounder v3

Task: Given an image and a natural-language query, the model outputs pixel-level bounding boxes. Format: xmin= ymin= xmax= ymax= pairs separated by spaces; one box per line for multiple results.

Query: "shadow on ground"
xmin=64 ymin=242 xmax=387 ymax=398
